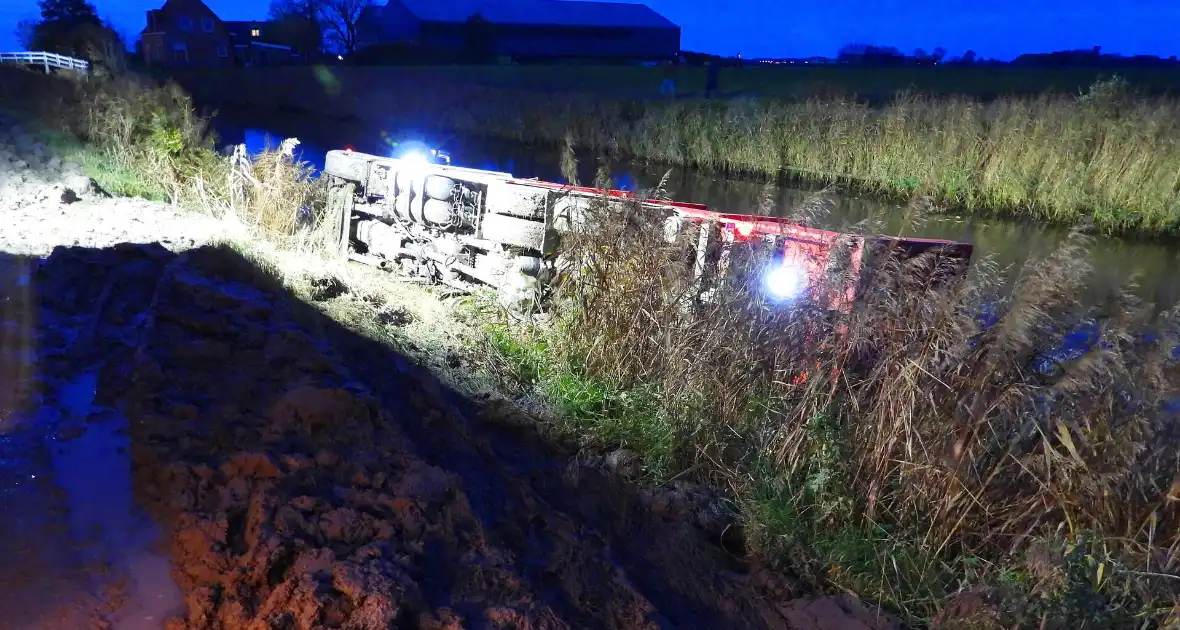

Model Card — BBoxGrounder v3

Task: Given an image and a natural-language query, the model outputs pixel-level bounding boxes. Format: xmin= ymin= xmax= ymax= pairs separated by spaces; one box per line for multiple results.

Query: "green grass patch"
xmin=481 ymin=318 xmax=682 ymax=477
xmin=33 ymin=128 xmax=170 ymax=200
xmin=1 ymin=66 xmax=326 ymax=240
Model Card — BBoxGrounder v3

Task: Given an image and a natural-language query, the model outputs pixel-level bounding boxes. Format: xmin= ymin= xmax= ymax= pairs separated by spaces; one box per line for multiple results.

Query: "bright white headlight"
xmin=765 ymin=263 xmax=805 ymax=301
xmin=399 ymin=149 xmax=430 ymax=166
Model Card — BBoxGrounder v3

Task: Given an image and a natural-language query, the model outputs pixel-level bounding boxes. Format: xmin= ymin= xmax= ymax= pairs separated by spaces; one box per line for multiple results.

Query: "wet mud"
xmin=1 ymin=242 xmax=899 ymax=630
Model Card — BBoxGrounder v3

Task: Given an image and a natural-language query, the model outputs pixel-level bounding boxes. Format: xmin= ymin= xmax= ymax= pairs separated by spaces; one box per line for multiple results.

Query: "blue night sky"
xmin=1 ymin=0 xmax=1176 ymax=60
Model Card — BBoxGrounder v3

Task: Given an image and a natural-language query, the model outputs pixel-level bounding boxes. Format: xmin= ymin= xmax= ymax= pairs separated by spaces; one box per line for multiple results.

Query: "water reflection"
xmin=211 ymin=111 xmax=1180 ymax=312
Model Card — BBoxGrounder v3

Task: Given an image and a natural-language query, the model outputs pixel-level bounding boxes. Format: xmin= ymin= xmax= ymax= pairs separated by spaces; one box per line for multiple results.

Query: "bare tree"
xmin=270 ymin=0 xmax=372 ymax=56
xmin=319 ymin=0 xmax=372 ymax=55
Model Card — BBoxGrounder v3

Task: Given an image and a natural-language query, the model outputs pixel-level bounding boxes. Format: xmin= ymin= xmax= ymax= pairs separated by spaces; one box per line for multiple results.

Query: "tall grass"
xmin=314 ymin=75 xmax=1180 ymax=235
xmin=0 ymin=66 xmax=327 ymax=243
xmin=480 ymin=171 xmax=1180 ymax=626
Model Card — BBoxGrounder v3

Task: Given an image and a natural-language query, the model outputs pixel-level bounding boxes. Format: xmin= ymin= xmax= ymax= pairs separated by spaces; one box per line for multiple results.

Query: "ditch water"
xmin=210 ymin=109 xmax=1180 ymax=312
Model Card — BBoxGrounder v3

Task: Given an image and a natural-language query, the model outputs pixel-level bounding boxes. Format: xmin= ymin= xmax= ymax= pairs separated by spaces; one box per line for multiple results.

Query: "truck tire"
xmin=481 ymin=214 xmax=548 ymax=251
xmin=423 ymin=176 xmax=456 ymax=201
xmin=485 ymin=182 xmax=548 ymax=220
xmin=422 ymin=198 xmax=455 ymax=226
xmin=327 ymin=178 xmax=356 ymax=259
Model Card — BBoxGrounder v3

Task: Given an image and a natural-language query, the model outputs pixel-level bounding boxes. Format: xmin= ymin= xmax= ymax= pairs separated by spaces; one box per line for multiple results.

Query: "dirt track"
xmin=0 ymin=117 xmax=899 ymax=629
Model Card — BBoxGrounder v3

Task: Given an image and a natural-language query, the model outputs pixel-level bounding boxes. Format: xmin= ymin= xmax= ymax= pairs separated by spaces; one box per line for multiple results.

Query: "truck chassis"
xmin=322 ymin=149 xmax=974 ymax=310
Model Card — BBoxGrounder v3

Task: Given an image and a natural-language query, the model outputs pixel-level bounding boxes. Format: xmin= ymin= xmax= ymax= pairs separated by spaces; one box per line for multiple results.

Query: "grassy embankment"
xmin=6 ymin=66 xmax=1180 ymax=628
xmin=176 ymin=63 xmax=1180 ymax=234
xmin=336 ymin=63 xmax=1180 ymax=100
xmin=426 ymin=76 xmax=1180 ymax=235
xmin=474 ymin=165 xmax=1180 ymax=627
xmin=0 ymin=66 xmax=323 ymax=242
xmin=201 ymin=64 xmax=1180 ymax=235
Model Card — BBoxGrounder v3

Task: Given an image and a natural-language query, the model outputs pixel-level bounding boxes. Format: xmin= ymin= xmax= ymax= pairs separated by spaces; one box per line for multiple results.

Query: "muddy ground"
xmin=0 ymin=117 xmax=900 ymax=629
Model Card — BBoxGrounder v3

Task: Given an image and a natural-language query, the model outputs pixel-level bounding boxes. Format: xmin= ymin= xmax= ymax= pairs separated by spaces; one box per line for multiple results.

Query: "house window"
xmin=201 ymin=18 xmax=215 ymax=32
xmin=217 ymin=44 xmax=228 ymax=58
xmin=251 ymin=28 xmax=261 ymax=37
xmin=173 ymin=42 xmax=188 ymax=63
xmin=179 ymin=17 xmax=193 ymax=32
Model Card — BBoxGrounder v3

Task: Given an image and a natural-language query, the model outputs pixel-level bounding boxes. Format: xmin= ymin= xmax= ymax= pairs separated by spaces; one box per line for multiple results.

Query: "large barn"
xmin=356 ymin=0 xmax=680 ymax=62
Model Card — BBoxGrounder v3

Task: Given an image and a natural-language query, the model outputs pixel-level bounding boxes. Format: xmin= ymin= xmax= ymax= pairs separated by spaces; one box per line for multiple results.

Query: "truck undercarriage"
xmin=323 ymin=149 xmax=974 ymax=311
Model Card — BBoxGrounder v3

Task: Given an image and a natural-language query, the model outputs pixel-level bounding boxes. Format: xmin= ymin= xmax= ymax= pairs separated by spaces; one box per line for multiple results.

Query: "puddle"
xmin=58 ymin=368 xmax=97 ymax=418
xmin=52 ymin=369 xmax=183 ymax=628
xmin=0 ymin=369 xmax=182 ymax=628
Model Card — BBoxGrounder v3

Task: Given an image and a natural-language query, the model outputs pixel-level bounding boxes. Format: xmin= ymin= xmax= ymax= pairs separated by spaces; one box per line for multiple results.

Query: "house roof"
xmin=140 ymin=0 xmax=221 ymax=33
xmin=393 ymin=0 xmax=677 ymax=30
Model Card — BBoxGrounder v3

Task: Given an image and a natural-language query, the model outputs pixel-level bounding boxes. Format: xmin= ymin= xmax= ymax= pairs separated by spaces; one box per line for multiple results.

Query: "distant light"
xmin=337 ymin=55 xmax=344 ymax=60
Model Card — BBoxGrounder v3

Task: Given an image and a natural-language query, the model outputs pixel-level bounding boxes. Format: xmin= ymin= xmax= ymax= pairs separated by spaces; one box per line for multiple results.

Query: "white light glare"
xmin=399 ymin=149 xmax=430 ymax=166
xmin=765 ymin=263 xmax=805 ymax=301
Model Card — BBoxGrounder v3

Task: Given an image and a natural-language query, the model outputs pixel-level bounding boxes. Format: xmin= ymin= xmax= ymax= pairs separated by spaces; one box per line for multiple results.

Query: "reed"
xmin=373 ymin=76 xmax=1180 ymax=236
xmin=478 ymin=170 xmax=1180 ymax=626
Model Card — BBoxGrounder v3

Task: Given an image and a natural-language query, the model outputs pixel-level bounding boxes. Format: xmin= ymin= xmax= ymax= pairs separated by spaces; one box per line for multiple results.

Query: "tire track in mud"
xmin=18 ymin=242 xmax=898 ymax=630
xmin=1 ymin=243 xmax=187 ymax=629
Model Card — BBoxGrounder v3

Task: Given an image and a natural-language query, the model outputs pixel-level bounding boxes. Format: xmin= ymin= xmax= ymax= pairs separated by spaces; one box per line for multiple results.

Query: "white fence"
xmin=0 ymin=51 xmax=89 ymax=74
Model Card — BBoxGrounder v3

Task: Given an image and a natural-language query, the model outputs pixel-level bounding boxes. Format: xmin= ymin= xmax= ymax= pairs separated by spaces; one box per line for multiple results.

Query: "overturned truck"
xmin=323 ymin=149 xmax=974 ymax=309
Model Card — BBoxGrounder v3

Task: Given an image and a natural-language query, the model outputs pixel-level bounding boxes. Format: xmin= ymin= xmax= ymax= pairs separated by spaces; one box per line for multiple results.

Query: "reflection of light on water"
xmin=242 ymin=128 xmax=274 ymax=155
xmin=0 ymin=367 xmax=182 ymax=626
xmin=243 ymin=128 xmax=326 ymax=172
xmin=52 ymin=368 xmax=183 ymax=628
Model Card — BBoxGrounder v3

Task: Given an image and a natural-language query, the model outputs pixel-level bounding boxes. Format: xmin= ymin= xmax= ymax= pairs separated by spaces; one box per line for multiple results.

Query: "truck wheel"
xmin=424 ymin=176 xmax=456 ymax=201
xmin=551 ymin=195 xmax=590 ymax=232
xmin=481 ymin=214 xmax=548 ymax=251
xmin=324 ymin=151 xmax=371 ymax=182
xmin=422 ymin=198 xmax=455 ymax=225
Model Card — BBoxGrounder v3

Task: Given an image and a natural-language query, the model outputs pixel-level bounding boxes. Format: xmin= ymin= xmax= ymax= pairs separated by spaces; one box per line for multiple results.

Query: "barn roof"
xmin=394 ymin=0 xmax=677 ymax=30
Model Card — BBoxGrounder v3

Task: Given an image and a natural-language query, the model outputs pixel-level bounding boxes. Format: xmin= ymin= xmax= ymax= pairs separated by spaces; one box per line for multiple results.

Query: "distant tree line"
xmin=830 ymin=43 xmax=1179 ymax=68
